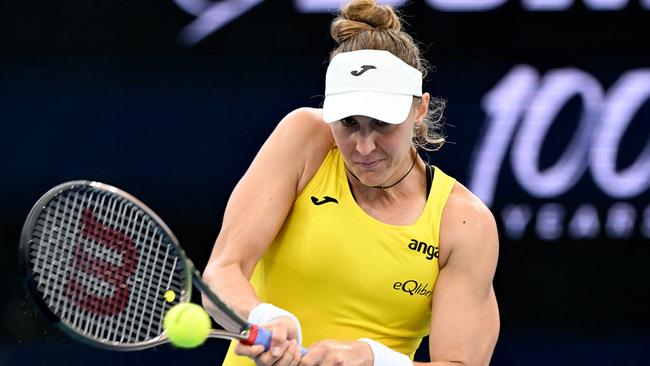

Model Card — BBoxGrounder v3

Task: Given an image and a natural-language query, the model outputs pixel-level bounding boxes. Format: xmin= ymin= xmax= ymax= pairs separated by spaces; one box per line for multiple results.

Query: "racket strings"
xmin=28 ymin=187 xmax=186 ymax=345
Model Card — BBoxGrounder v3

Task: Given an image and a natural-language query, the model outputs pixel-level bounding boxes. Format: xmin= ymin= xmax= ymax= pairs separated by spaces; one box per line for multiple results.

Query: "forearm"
xmin=201 ymin=260 xmax=260 ymax=320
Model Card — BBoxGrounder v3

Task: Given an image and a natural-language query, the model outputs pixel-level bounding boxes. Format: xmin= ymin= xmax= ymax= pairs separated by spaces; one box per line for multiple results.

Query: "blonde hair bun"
xmin=330 ymin=0 xmax=402 ymax=44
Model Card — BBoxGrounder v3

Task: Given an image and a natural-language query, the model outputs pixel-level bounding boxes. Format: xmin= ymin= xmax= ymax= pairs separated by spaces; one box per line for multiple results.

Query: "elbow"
xmin=199 ymin=260 xmax=228 ymax=311
xmin=200 ymin=260 xmax=230 ymax=297
xmin=201 ymin=247 xmax=237 ymax=283
xmin=201 ymin=260 xmax=219 ymax=283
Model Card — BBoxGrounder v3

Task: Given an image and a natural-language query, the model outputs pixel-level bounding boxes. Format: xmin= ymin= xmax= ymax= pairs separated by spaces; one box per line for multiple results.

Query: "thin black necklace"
xmin=346 ymin=155 xmax=417 ymax=190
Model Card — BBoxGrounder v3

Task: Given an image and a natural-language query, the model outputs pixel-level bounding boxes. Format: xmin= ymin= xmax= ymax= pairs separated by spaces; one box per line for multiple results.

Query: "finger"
xmin=292 ymin=340 xmax=303 ymax=366
xmin=234 ymin=342 xmax=265 ymax=358
xmin=270 ymin=326 xmax=289 ymax=356
xmin=256 ymin=339 xmax=290 ymax=365
xmin=299 ymin=344 xmax=325 ymax=366
xmin=318 ymin=352 xmax=343 ymax=366
xmin=329 ymin=354 xmax=345 ymax=366
xmin=276 ymin=339 xmax=300 ymax=366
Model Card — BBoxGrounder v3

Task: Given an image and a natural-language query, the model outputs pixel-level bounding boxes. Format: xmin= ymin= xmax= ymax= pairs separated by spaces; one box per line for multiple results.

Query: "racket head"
xmin=19 ymin=181 xmax=191 ymax=350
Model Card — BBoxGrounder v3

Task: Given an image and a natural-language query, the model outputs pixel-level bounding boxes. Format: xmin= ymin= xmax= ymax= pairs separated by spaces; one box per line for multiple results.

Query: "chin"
xmin=353 ymin=171 xmax=387 ymax=187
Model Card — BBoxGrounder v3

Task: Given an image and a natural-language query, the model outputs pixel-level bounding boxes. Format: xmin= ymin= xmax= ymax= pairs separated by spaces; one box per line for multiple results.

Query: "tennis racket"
xmin=19 ymin=180 xmax=294 ymax=352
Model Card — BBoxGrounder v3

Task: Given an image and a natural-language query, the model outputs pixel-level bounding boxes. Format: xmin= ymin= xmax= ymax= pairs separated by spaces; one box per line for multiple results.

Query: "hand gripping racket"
xmin=19 ymin=181 xmax=298 ymax=352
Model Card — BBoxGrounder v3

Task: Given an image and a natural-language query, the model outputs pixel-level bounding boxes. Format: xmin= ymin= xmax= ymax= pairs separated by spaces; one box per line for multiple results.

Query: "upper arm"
xmin=207 ymin=108 xmax=332 ymax=277
xmin=427 ymin=183 xmax=500 ymax=366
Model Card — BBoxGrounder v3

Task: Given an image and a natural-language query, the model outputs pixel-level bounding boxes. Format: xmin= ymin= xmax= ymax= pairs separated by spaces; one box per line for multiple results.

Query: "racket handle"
xmin=244 ymin=324 xmax=308 ymax=356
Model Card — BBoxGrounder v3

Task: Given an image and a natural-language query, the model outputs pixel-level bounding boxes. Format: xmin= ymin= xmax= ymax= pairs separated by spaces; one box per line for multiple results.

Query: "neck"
xmin=346 ymin=150 xmax=417 ymax=191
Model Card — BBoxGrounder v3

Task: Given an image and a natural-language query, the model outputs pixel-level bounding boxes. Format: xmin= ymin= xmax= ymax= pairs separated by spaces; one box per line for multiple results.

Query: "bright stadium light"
xmin=295 ymin=0 xmax=405 ymax=12
xmin=175 ymin=0 xmax=264 ymax=46
xmin=425 ymin=0 xmax=507 ymax=11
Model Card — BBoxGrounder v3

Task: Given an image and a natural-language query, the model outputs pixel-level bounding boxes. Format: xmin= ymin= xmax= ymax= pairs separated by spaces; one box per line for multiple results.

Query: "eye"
xmin=373 ymin=120 xmax=389 ymax=128
xmin=340 ymin=117 xmax=357 ymax=127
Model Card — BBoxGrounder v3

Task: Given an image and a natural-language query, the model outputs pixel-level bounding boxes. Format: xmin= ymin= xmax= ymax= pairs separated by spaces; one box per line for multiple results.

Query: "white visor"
xmin=323 ymin=50 xmax=422 ymax=124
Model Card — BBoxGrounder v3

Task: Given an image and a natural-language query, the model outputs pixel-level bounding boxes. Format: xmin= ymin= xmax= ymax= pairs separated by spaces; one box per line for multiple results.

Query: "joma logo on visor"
xmin=351 ymin=65 xmax=377 ymax=76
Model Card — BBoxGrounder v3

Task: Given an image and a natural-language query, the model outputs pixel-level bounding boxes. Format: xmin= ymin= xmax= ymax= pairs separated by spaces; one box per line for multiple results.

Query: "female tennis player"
xmin=202 ymin=1 xmax=499 ymax=365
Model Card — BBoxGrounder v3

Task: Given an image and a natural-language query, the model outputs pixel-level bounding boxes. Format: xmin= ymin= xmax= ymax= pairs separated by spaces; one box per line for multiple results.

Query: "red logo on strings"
xmin=65 ymin=208 xmax=139 ymax=316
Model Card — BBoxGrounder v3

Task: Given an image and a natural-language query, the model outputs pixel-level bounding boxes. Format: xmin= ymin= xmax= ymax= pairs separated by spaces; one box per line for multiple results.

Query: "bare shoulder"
xmin=279 ymin=107 xmax=329 ymax=132
xmin=276 ymin=107 xmax=332 ymax=146
xmin=274 ymin=108 xmax=334 ymax=193
xmin=438 ymin=181 xmax=498 ymax=269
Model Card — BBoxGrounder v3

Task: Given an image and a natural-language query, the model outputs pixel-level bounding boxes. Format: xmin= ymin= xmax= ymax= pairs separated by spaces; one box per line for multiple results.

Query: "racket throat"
xmin=240 ymin=325 xmax=259 ymax=346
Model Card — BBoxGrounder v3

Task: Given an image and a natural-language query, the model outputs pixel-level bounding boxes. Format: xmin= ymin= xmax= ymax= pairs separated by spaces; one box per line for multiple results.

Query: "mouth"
xmin=357 ymin=160 xmax=383 ymax=169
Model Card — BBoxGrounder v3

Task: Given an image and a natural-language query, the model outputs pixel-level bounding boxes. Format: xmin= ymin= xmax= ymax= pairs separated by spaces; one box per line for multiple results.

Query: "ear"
xmin=415 ymin=93 xmax=430 ymax=123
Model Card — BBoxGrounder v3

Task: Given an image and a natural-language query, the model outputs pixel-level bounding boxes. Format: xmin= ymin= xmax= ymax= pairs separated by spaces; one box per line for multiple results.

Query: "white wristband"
xmin=359 ymin=338 xmax=412 ymax=366
xmin=248 ymin=303 xmax=303 ymax=345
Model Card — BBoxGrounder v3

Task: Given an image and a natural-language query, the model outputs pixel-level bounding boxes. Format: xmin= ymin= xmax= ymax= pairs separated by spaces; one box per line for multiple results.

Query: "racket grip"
xmin=244 ymin=324 xmax=308 ymax=356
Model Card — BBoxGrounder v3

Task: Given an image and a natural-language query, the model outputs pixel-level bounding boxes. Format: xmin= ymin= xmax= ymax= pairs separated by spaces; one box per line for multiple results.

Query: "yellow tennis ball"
xmin=164 ymin=289 xmax=176 ymax=303
xmin=163 ymin=303 xmax=211 ymax=348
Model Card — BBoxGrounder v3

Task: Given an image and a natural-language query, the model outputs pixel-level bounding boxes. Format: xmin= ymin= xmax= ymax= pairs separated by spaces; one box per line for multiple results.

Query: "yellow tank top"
xmin=222 ymin=147 xmax=456 ymax=365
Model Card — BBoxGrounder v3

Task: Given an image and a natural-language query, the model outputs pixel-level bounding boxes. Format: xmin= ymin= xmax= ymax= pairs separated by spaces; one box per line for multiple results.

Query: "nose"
xmin=355 ymin=129 xmax=376 ymax=156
